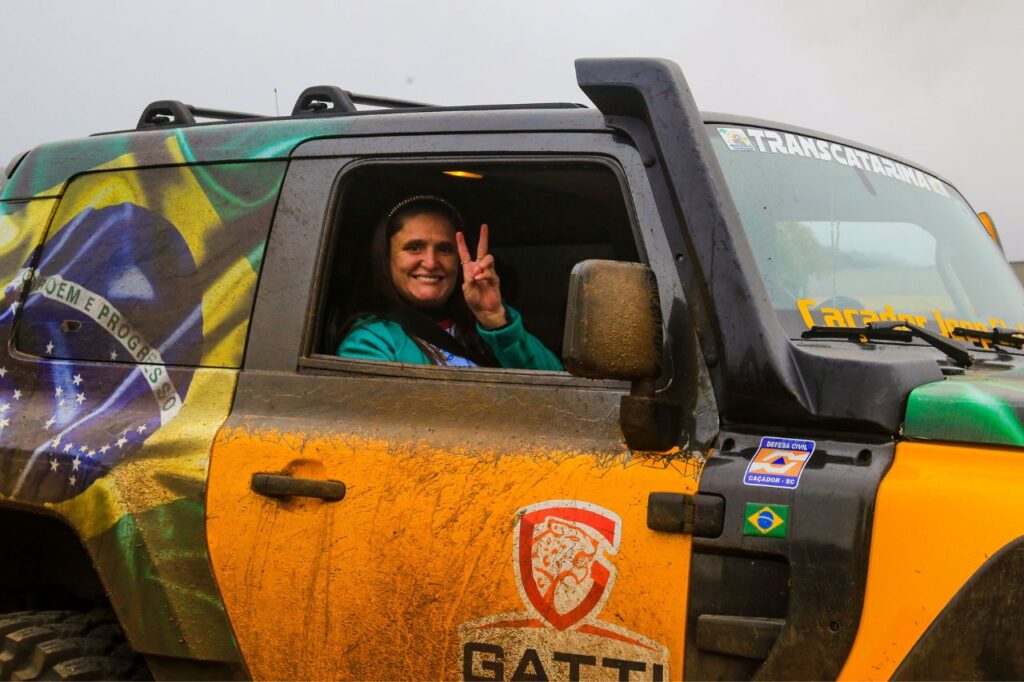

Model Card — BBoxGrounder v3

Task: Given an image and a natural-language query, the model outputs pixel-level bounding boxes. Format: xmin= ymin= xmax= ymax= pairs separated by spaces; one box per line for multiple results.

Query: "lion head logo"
xmin=513 ymin=501 xmax=621 ymax=630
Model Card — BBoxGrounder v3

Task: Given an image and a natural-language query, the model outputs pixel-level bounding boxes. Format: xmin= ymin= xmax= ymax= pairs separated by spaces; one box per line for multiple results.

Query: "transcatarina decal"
xmin=717 ymin=126 xmax=950 ymax=199
xmin=459 ymin=500 xmax=669 ymax=681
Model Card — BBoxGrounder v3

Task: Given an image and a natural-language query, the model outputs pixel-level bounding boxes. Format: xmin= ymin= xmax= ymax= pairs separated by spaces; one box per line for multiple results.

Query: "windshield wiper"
xmin=951 ymin=326 xmax=1024 ymax=351
xmin=802 ymin=321 xmax=975 ymax=367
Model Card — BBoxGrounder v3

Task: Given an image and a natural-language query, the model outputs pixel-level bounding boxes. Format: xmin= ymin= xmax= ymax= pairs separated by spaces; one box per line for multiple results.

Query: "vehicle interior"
xmin=317 ymin=159 xmax=640 ymax=364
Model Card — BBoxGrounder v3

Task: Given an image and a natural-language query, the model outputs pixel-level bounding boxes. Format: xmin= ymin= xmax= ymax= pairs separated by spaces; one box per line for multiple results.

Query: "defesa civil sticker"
xmin=743 ymin=436 xmax=816 ymax=489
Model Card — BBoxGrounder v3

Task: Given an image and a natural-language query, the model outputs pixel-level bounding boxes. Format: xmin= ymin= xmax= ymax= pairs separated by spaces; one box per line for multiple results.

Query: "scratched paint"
xmin=207 ymin=426 xmax=697 ymax=680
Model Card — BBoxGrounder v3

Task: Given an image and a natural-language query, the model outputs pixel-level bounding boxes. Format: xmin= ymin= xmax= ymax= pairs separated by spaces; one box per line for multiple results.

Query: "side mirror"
xmin=563 ymin=260 xmax=682 ymax=451
xmin=563 ymin=260 xmax=663 ymax=380
xmin=978 ymin=211 xmax=1003 ymax=252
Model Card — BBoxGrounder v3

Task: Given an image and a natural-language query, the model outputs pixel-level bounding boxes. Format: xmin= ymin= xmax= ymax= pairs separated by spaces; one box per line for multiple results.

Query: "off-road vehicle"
xmin=0 ymin=58 xmax=1021 ymax=680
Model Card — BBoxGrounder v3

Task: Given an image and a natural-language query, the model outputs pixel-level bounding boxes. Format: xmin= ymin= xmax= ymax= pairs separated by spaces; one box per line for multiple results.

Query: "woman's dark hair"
xmin=342 ymin=195 xmax=497 ymax=366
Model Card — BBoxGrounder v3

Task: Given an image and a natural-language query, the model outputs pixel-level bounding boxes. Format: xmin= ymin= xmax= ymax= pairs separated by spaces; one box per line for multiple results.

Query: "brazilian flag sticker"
xmin=744 ymin=503 xmax=789 ymax=538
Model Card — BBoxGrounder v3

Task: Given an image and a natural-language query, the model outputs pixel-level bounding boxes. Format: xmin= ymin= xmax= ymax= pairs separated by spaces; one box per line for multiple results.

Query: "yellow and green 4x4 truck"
xmin=0 ymin=58 xmax=1021 ymax=681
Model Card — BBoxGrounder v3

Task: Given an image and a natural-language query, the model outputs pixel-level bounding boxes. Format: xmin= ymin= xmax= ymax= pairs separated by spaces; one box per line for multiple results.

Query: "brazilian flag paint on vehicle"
xmin=0 ymin=120 xmax=334 ymax=660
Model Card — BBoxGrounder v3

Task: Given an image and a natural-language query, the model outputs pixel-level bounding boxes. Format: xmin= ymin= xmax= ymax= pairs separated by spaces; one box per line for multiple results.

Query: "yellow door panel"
xmin=839 ymin=440 xmax=1024 ymax=680
xmin=207 ymin=427 xmax=696 ymax=681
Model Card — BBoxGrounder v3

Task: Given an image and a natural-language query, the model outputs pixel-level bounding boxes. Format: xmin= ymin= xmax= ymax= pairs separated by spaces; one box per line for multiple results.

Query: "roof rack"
xmin=347 ymin=92 xmax=432 ymax=109
xmin=291 ymin=86 xmax=356 ymax=116
xmin=290 ymin=86 xmax=432 ymax=115
xmin=136 ymin=86 xmax=435 ymax=130
xmin=137 ymin=101 xmax=262 ymax=129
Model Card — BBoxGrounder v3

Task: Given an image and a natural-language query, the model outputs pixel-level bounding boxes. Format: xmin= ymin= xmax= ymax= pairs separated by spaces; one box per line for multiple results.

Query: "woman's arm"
xmin=477 ymin=306 xmax=563 ymax=371
xmin=457 ymin=226 xmax=561 ymax=370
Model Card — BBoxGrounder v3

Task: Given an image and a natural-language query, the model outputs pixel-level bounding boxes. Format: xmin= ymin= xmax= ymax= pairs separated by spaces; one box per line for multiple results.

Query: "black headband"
xmin=386 ymin=195 xmax=464 ymax=229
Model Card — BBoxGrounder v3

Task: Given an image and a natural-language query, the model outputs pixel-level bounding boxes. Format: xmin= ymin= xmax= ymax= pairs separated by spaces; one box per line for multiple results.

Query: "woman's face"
xmin=389 ymin=212 xmax=459 ymax=309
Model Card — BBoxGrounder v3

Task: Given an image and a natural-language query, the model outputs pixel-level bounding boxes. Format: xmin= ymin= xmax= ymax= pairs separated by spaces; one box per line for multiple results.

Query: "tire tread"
xmin=0 ymin=610 xmax=149 ymax=681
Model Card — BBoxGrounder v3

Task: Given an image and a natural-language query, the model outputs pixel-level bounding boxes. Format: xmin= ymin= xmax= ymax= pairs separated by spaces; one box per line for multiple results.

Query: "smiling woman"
xmin=335 ymin=195 xmax=562 ymax=369
xmin=390 ymin=211 xmax=459 ymax=310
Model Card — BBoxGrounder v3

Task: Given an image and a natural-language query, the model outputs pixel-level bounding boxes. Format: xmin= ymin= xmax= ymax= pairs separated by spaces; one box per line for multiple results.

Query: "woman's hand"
xmin=456 ymin=224 xmax=507 ymax=329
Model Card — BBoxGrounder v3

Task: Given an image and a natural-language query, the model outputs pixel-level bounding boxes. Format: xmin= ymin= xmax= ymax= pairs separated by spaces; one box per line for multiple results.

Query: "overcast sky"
xmin=2 ymin=1 xmax=1021 ymax=256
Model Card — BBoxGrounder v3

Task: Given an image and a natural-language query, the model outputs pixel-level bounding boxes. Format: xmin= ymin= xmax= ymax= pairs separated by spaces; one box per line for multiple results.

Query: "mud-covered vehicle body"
xmin=0 ymin=58 xmax=1022 ymax=680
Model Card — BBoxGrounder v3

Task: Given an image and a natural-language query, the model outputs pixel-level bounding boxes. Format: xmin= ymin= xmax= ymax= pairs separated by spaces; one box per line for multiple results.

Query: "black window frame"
xmin=300 ymin=153 xmax=653 ymax=390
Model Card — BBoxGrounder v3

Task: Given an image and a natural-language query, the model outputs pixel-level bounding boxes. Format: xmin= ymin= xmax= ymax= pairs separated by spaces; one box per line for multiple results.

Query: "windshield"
xmin=708 ymin=124 xmax=1024 ymax=350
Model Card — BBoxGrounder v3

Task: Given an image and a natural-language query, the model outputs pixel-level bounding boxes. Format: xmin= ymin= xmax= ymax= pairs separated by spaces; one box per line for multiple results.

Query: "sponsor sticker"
xmin=717 ymin=127 xmax=755 ymax=151
xmin=743 ymin=436 xmax=816 ymax=489
xmin=743 ymin=503 xmax=789 ymax=538
xmin=459 ymin=500 xmax=669 ymax=681
xmin=717 ymin=126 xmax=950 ymax=199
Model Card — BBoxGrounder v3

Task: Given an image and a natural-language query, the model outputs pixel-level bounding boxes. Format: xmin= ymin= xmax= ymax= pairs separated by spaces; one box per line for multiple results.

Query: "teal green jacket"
xmin=336 ymin=306 xmax=563 ymax=371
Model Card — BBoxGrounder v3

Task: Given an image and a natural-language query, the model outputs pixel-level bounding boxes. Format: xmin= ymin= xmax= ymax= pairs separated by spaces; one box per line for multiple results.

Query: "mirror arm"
xmin=620 ymin=380 xmax=683 ymax=452
xmin=562 ymin=260 xmax=683 ymax=452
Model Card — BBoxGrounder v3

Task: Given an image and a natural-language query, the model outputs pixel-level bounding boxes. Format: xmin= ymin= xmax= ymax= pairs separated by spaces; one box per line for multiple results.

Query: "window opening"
xmin=317 ymin=160 xmax=640 ymax=370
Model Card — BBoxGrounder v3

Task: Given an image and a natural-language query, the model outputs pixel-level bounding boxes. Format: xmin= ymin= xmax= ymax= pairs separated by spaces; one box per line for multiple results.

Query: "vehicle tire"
xmin=0 ymin=610 xmax=150 ymax=681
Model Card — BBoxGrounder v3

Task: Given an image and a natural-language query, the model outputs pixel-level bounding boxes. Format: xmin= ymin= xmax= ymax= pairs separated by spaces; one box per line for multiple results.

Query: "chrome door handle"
xmin=251 ymin=473 xmax=346 ymax=501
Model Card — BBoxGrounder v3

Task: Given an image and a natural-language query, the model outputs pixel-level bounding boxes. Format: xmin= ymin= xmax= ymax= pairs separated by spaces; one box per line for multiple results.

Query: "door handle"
xmin=251 ymin=473 xmax=347 ymax=501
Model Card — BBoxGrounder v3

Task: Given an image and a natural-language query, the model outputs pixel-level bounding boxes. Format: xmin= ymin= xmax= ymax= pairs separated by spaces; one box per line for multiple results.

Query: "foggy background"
xmin=2 ymin=1 xmax=1020 ymax=256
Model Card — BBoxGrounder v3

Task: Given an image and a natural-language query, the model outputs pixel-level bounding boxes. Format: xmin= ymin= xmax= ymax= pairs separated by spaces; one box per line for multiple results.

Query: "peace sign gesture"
xmin=456 ymin=224 xmax=507 ymax=329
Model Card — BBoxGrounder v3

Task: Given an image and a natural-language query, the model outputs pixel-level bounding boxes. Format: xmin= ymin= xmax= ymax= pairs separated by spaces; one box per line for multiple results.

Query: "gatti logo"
xmin=516 ymin=501 xmax=619 ymax=630
xmin=460 ymin=500 xmax=669 ymax=681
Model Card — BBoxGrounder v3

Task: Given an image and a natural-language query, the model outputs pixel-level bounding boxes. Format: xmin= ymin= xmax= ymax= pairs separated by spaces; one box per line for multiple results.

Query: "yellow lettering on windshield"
xmin=796 ymin=298 xmax=1024 ymax=350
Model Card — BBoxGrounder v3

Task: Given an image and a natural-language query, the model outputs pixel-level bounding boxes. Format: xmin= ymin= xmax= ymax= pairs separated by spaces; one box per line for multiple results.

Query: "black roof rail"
xmin=122 ymin=90 xmax=564 ymax=136
xmin=137 ymin=100 xmax=262 ymax=129
xmin=136 ymin=87 xmax=434 ymax=131
xmin=190 ymin=106 xmax=262 ymax=121
xmin=292 ymin=86 xmax=433 ymax=115
xmin=347 ymin=92 xmax=432 ymax=109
